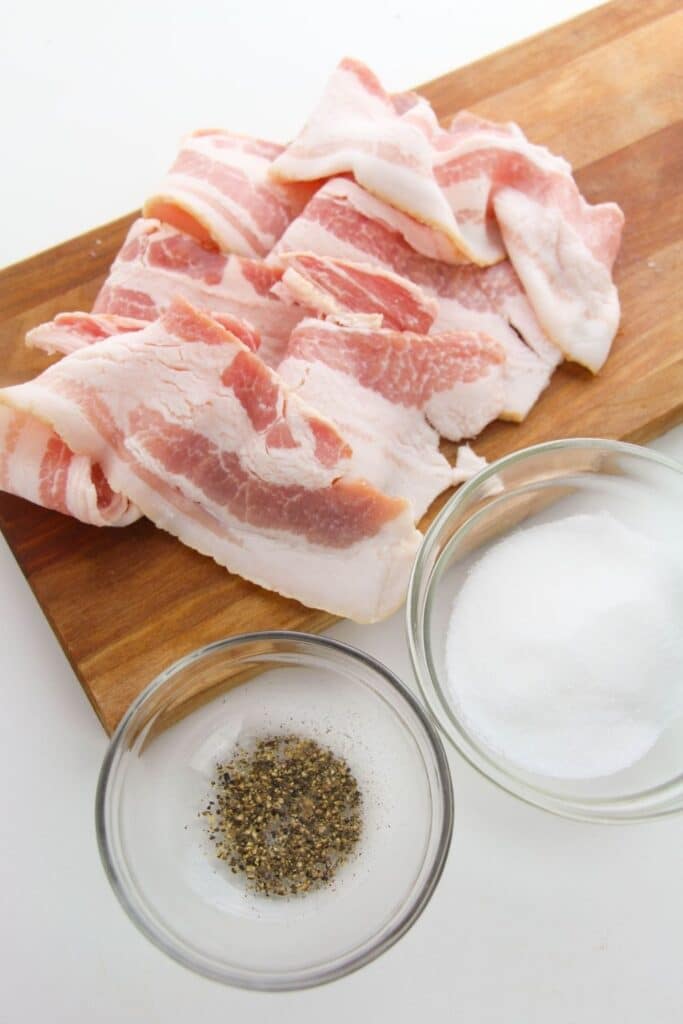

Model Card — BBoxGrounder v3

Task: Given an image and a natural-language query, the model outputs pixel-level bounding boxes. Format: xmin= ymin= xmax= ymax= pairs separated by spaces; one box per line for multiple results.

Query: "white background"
xmin=2 ymin=2 xmax=682 ymax=1021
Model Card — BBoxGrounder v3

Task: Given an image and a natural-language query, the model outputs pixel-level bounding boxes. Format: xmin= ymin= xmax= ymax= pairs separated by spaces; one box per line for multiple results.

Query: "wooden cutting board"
xmin=1 ymin=0 xmax=681 ymax=733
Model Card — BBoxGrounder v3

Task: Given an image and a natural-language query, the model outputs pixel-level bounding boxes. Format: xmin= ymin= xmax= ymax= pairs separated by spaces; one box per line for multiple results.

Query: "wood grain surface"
xmin=1 ymin=0 xmax=681 ymax=733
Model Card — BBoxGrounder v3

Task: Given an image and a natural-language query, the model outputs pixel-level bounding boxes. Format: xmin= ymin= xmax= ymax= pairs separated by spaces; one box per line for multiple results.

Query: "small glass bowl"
xmin=96 ymin=632 xmax=453 ymax=990
xmin=408 ymin=438 xmax=683 ymax=823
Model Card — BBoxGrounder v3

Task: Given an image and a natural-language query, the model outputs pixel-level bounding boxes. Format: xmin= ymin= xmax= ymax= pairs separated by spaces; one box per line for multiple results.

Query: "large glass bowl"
xmin=96 ymin=632 xmax=453 ymax=990
xmin=407 ymin=438 xmax=683 ymax=823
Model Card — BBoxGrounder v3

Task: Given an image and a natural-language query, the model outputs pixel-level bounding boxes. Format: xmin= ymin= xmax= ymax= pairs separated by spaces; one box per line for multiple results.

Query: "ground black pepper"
xmin=203 ymin=734 xmax=363 ymax=896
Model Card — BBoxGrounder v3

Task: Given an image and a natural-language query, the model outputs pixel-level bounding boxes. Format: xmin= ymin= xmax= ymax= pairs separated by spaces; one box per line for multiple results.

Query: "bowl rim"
xmin=96 ymin=630 xmax=454 ymax=991
xmin=407 ymin=436 xmax=683 ymax=824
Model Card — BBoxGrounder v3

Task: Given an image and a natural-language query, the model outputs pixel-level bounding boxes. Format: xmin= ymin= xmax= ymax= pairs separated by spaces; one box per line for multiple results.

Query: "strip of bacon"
xmin=432 ymin=262 xmax=560 ymax=421
xmin=270 ymin=58 xmax=469 ymax=264
xmin=92 ymin=219 xmax=300 ymax=366
xmin=0 ymin=404 xmax=139 ymax=526
xmin=270 ymin=177 xmax=457 ymax=289
xmin=492 ymin=185 xmax=623 ymax=372
xmin=437 ymin=112 xmax=624 ymax=370
xmin=26 ymin=309 xmax=261 ymax=359
xmin=271 ymin=252 xmax=438 ymax=332
xmin=26 ymin=313 xmax=148 ymax=357
xmin=271 ymin=178 xmax=556 ymax=418
xmin=3 ymin=299 xmax=420 ymax=622
xmin=144 ymin=130 xmax=315 ymax=257
xmin=279 ymin=317 xmax=503 ymax=517
xmin=271 ymin=59 xmax=623 ymax=368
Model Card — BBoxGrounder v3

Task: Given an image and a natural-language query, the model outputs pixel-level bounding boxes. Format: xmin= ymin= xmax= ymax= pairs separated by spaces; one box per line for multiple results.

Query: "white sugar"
xmin=445 ymin=512 xmax=683 ymax=779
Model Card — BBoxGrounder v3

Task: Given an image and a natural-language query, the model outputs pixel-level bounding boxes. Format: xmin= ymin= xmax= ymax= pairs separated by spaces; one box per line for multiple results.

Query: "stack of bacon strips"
xmin=0 ymin=59 xmax=623 ymax=622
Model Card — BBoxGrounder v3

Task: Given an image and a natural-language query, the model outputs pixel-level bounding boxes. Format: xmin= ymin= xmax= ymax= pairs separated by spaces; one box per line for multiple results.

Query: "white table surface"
xmin=2 ymin=2 xmax=682 ymax=1020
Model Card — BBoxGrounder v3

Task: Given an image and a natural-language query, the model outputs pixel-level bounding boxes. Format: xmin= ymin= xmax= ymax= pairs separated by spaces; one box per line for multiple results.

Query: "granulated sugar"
xmin=445 ymin=512 xmax=683 ymax=779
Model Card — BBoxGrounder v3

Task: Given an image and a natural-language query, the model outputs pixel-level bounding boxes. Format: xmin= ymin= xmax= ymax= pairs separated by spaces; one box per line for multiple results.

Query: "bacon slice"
xmin=432 ymin=262 xmax=560 ymax=421
xmin=272 ymin=178 xmax=556 ymax=419
xmin=270 ymin=177 xmax=457 ymax=289
xmin=272 ymin=59 xmax=623 ymax=368
xmin=279 ymin=318 xmax=503 ymax=517
xmin=271 ymin=252 xmax=438 ymax=332
xmin=492 ymin=184 xmax=623 ymax=373
xmin=26 ymin=312 xmax=149 ymax=357
xmin=144 ymin=130 xmax=315 ymax=257
xmin=3 ymin=299 xmax=420 ymax=622
xmin=27 ymin=309 xmax=261 ymax=359
xmin=270 ymin=58 xmax=468 ymax=264
xmin=92 ymin=219 xmax=301 ymax=366
xmin=445 ymin=261 xmax=559 ymax=368
xmin=432 ymin=113 xmax=535 ymax=266
xmin=438 ymin=112 xmax=624 ymax=370
xmin=0 ymin=404 xmax=139 ymax=526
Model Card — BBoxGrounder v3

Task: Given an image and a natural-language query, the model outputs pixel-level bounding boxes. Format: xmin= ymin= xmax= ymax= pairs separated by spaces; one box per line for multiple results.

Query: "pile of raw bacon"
xmin=0 ymin=59 xmax=624 ymax=622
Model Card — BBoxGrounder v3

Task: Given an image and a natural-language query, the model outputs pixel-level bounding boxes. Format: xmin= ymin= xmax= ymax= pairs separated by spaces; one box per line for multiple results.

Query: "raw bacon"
xmin=284 ymin=317 xmax=505 ymax=439
xmin=270 ymin=177 xmax=460 ymax=289
xmin=279 ymin=317 xmax=504 ymax=517
xmin=93 ymin=219 xmax=300 ymax=366
xmin=6 ymin=56 xmax=625 ymax=627
xmin=26 ymin=312 xmax=149 ymax=357
xmin=271 ymin=252 xmax=438 ymax=332
xmin=4 ymin=299 xmax=421 ymax=622
xmin=270 ymin=58 xmax=469 ymax=264
xmin=432 ymin=262 xmax=560 ymax=421
xmin=437 ymin=112 xmax=624 ymax=370
xmin=27 ymin=309 xmax=261 ymax=358
xmin=0 ymin=404 xmax=139 ymax=526
xmin=272 ymin=60 xmax=623 ymax=368
xmin=144 ymin=130 xmax=315 ymax=257
xmin=272 ymin=178 xmax=557 ymax=418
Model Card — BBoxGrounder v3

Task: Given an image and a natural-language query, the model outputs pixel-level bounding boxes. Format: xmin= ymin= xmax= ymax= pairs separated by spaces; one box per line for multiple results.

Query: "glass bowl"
xmin=96 ymin=632 xmax=453 ymax=990
xmin=407 ymin=438 xmax=683 ymax=823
